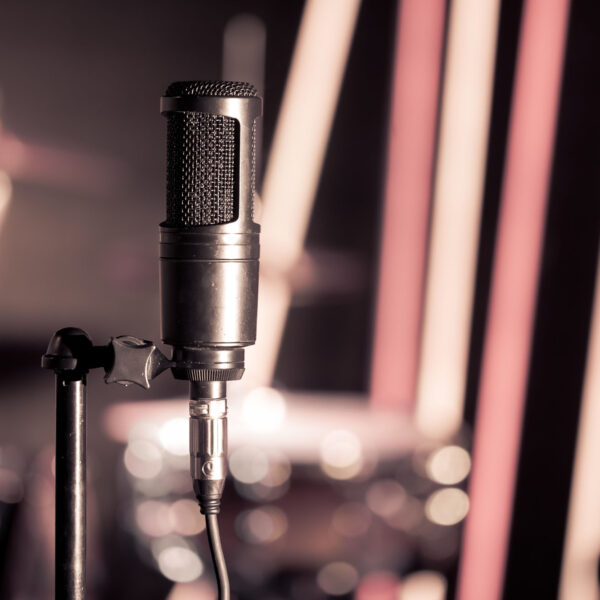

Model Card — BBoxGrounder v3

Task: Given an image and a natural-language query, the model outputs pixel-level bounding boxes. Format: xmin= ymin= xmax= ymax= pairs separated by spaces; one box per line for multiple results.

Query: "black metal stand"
xmin=42 ymin=328 xmax=94 ymax=600
xmin=43 ymin=328 xmax=172 ymax=600
xmin=55 ymin=372 xmax=86 ymax=600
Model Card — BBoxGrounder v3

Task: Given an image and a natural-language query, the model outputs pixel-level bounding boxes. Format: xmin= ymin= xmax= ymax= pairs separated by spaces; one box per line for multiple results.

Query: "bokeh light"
xmin=234 ymin=450 xmax=292 ymax=502
xmin=242 ymin=387 xmax=287 ymax=432
xmin=317 ymin=561 xmax=359 ymax=596
xmin=425 ymin=445 xmax=471 ymax=485
xmin=135 ymin=500 xmax=171 ymax=537
xmin=320 ymin=429 xmax=363 ymax=480
xmin=424 ymin=488 xmax=469 ymax=526
xmin=229 ymin=445 xmax=269 ymax=484
xmin=128 ymin=421 xmax=160 ymax=444
xmin=157 ymin=546 xmax=204 ymax=583
xmin=159 ymin=418 xmax=189 ymax=456
xmin=366 ymin=479 xmax=407 ymax=519
xmin=167 ymin=581 xmax=216 ymax=600
xmin=0 ymin=467 xmax=24 ymax=503
xmin=332 ymin=502 xmax=372 ymax=537
xmin=235 ymin=506 xmax=288 ymax=544
xmin=355 ymin=571 xmax=400 ymax=600
xmin=0 ymin=171 xmax=12 ymax=231
xmin=384 ymin=496 xmax=424 ymax=532
xmin=398 ymin=570 xmax=447 ymax=600
xmin=169 ymin=498 xmax=205 ymax=536
xmin=260 ymin=451 xmax=291 ymax=488
xmin=124 ymin=440 xmax=162 ymax=480
xmin=23 ymin=472 xmax=53 ymax=508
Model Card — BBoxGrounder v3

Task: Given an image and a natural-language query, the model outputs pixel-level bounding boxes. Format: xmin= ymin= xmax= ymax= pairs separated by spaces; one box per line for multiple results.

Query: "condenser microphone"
xmin=160 ymin=81 xmax=262 ymax=600
xmin=160 ymin=80 xmax=261 ymax=380
xmin=160 ymin=80 xmax=261 ymax=505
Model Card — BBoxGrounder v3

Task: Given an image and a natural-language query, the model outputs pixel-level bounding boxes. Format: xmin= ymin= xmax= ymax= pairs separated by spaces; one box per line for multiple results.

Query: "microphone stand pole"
xmin=55 ymin=371 xmax=86 ymax=600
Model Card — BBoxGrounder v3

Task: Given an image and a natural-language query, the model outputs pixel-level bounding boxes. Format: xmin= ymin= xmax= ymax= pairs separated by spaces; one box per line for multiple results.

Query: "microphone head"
xmin=163 ymin=80 xmax=258 ymax=227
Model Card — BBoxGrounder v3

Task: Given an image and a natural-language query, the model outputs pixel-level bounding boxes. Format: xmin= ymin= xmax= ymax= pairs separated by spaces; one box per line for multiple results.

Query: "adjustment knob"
xmin=105 ymin=336 xmax=172 ymax=389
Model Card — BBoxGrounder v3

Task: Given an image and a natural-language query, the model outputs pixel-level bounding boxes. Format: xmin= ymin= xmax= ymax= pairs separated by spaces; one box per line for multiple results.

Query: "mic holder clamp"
xmin=42 ymin=327 xmax=108 ymax=376
xmin=104 ymin=336 xmax=173 ymax=388
xmin=43 ymin=327 xmax=174 ymax=600
xmin=43 ymin=328 xmax=173 ymax=388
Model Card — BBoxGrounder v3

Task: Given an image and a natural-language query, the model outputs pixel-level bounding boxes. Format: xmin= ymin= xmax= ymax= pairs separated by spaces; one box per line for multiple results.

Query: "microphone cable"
xmin=206 ymin=513 xmax=230 ymax=600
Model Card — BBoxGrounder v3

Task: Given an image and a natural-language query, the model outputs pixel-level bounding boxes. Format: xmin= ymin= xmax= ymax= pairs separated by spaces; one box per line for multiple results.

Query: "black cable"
xmin=205 ymin=513 xmax=230 ymax=600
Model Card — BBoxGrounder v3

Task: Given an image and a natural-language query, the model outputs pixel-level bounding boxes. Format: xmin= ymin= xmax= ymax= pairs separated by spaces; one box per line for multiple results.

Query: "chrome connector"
xmin=189 ymin=381 xmax=228 ymax=514
xmin=190 ymin=399 xmax=228 ymax=481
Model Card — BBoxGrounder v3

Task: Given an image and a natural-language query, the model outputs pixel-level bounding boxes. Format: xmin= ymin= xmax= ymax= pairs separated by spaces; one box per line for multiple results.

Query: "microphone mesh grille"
xmin=165 ymin=80 xmax=257 ymax=98
xmin=166 ymin=111 xmax=237 ymax=226
xmin=164 ymin=80 xmax=258 ymax=227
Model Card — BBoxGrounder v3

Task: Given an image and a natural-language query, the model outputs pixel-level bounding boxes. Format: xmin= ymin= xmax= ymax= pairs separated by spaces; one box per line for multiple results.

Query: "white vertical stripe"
xmin=415 ymin=0 xmax=501 ymax=439
xmin=245 ymin=0 xmax=361 ymax=388
xmin=560 ymin=253 xmax=600 ymax=600
xmin=0 ymin=171 xmax=11 ymax=232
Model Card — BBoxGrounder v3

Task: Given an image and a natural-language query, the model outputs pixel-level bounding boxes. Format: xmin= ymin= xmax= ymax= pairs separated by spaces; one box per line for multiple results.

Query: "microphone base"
xmin=171 ymin=347 xmax=245 ymax=382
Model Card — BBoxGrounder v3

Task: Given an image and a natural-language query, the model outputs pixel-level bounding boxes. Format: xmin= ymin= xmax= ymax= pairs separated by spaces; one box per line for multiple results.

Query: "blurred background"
xmin=0 ymin=0 xmax=598 ymax=599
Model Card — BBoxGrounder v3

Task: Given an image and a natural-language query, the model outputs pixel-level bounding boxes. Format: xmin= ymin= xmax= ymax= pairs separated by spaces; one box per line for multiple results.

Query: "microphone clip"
xmin=42 ymin=327 xmax=173 ymax=389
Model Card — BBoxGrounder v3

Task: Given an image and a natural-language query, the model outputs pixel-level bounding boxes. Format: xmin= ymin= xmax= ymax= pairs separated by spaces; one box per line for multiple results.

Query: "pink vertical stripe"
xmin=370 ymin=0 xmax=446 ymax=409
xmin=457 ymin=1 xmax=571 ymax=599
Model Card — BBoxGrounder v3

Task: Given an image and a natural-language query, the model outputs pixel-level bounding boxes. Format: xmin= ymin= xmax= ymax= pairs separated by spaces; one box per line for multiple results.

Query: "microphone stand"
xmin=42 ymin=329 xmax=172 ymax=600
xmin=43 ymin=81 xmax=260 ymax=600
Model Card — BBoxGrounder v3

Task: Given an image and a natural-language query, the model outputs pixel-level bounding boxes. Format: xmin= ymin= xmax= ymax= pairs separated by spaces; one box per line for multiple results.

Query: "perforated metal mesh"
xmin=164 ymin=80 xmax=258 ymax=227
xmin=166 ymin=111 xmax=237 ymax=226
xmin=165 ymin=80 xmax=257 ymax=98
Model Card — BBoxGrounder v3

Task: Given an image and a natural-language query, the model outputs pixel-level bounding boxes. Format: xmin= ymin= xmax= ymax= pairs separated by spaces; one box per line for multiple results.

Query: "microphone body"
xmin=159 ymin=81 xmax=262 ymax=513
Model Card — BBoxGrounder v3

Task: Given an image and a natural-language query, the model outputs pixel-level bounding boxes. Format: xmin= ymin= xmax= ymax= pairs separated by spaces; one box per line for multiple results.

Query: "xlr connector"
xmin=190 ymin=381 xmax=228 ymax=514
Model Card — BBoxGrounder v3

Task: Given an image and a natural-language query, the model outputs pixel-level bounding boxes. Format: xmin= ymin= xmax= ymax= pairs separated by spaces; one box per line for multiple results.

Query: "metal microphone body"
xmin=159 ymin=81 xmax=262 ymax=514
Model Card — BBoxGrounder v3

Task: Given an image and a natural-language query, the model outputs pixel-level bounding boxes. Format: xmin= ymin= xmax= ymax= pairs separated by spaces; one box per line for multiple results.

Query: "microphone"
xmin=159 ymin=81 xmax=262 ymax=516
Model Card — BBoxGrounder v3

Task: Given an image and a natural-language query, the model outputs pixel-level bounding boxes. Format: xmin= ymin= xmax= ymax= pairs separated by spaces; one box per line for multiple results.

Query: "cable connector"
xmin=189 ymin=381 xmax=228 ymax=514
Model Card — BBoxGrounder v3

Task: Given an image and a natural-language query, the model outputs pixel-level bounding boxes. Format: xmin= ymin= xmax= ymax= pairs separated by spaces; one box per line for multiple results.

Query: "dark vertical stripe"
xmin=503 ymin=0 xmax=600 ymax=597
xmin=463 ymin=0 xmax=524 ymax=430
